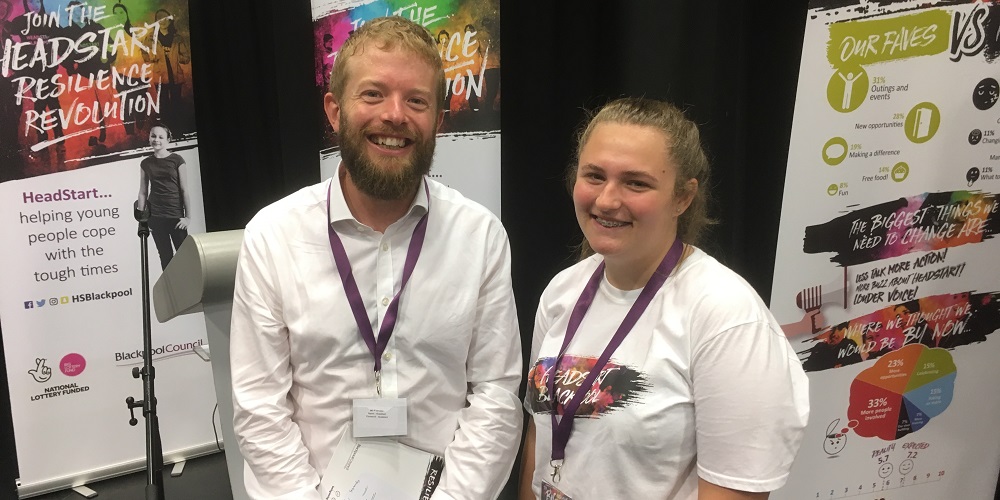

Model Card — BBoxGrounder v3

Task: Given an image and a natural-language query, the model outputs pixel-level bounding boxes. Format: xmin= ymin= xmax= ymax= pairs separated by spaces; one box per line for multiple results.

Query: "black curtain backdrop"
xmin=3 ymin=1 xmax=996 ymax=499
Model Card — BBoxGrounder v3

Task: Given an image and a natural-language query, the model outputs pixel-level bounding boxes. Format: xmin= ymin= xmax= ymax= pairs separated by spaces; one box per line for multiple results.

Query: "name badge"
xmin=541 ymin=481 xmax=573 ymax=500
xmin=352 ymin=398 xmax=408 ymax=438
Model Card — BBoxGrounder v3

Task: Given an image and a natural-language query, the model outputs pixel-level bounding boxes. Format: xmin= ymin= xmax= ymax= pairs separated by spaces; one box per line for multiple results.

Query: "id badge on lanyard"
xmin=541 ymin=480 xmax=574 ymax=500
xmin=545 ymin=238 xmax=683 ymax=490
xmin=327 ymin=180 xmax=431 ymax=438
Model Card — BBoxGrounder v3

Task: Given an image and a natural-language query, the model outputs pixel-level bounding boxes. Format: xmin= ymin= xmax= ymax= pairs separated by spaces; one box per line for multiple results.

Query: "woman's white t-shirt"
xmin=525 ymin=248 xmax=810 ymax=499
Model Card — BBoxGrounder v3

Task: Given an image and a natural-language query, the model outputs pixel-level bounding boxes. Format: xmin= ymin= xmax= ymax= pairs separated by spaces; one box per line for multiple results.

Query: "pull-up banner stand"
xmin=0 ymin=0 xmax=219 ymax=497
xmin=770 ymin=2 xmax=1000 ymax=499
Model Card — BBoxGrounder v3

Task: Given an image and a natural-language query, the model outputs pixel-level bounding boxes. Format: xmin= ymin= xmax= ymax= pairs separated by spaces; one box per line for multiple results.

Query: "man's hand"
xmin=28 ymin=358 xmax=52 ymax=383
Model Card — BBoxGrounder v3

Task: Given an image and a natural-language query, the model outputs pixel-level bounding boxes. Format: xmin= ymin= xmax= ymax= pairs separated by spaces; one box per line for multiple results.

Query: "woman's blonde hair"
xmin=570 ymin=97 xmax=715 ymax=258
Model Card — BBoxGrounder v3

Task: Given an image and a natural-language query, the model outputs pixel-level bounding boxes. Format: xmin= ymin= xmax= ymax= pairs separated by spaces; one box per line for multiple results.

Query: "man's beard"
xmin=339 ymin=113 xmax=435 ymax=201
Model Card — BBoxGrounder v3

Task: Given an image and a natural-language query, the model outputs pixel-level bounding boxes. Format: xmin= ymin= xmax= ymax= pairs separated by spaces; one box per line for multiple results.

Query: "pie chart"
xmin=846 ymin=344 xmax=955 ymax=440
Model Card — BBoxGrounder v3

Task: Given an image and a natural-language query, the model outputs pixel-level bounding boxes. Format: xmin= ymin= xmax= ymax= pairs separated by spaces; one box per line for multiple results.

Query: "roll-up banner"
xmin=771 ymin=1 xmax=1000 ymax=499
xmin=310 ymin=0 xmax=501 ymax=215
xmin=0 ymin=0 xmax=218 ymax=496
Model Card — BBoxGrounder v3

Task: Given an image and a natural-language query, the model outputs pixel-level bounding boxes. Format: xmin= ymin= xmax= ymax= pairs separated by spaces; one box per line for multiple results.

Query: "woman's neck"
xmin=153 ymin=150 xmax=171 ymax=158
xmin=603 ymin=242 xmax=691 ymax=291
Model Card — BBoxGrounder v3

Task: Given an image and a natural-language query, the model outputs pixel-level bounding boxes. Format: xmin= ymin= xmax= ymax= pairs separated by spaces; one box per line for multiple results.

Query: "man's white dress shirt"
xmin=231 ymin=169 xmax=522 ymax=499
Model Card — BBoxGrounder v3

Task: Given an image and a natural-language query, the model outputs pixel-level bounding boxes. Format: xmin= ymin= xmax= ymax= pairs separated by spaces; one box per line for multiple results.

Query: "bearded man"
xmin=230 ymin=16 xmax=521 ymax=500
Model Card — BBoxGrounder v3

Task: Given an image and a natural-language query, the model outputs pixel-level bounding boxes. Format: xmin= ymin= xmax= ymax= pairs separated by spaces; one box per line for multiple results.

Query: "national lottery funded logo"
xmin=30 ymin=383 xmax=90 ymax=402
xmin=28 ymin=353 xmax=91 ymax=403
xmin=23 ymin=287 xmax=133 ymax=310
xmin=27 ymin=358 xmax=52 ymax=383
xmin=114 ymin=339 xmax=206 ymax=364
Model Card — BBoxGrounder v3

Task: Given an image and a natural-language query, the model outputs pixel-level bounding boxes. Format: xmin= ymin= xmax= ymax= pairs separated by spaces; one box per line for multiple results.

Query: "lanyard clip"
xmin=375 ymin=370 xmax=382 ymax=398
xmin=549 ymin=459 xmax=563 ymax=483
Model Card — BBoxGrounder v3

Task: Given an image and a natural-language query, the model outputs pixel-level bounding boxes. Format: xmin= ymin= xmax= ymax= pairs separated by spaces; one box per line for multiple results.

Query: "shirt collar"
xmin=327 ymin=162 xmax=429 ymax=227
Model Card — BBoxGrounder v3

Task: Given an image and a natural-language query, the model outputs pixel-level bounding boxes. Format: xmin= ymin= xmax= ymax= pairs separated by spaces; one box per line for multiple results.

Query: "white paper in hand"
xmin=320 ymin=432 xmax=444 ymax=500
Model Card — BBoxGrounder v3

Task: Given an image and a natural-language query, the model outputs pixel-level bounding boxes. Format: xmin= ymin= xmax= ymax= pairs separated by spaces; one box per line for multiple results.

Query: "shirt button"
xmin=381 ymin=297 xmax=389 ymax=306
xmin=383 ymin=352 xmax=393 ymax=361
xmin=381 ymin=243 xmax=389 ymax=251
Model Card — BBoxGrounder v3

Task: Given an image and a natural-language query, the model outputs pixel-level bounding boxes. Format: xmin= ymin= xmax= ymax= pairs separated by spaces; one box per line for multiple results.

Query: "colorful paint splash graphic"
xmin=803 ymin=191 xmax=1000 ymax=266
xmin=526 ymin=355 xmax=651 ymax=418
xmin=799 ymin=291 xmax=1000 ymax=372
xmin=0 ymin=0 xmax=197 ymax=182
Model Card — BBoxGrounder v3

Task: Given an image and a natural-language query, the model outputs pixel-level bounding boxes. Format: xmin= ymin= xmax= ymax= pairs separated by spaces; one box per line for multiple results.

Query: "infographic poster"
xmin=771 ymin=1 xmax=1000 ymax=499
xmin=310 ymin=0 xmax=502 ymax=214
xmin=0 ymin=0 xmax=218 ymax=495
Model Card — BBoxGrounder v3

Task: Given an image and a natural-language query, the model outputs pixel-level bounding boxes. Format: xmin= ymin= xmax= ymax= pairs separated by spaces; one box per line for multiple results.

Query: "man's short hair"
xmin=328 ymin=16 xmax=446 ymax=112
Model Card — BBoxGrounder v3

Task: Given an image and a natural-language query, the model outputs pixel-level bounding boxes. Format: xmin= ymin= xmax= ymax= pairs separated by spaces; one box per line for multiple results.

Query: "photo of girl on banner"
xmin=137 ymin=121 xmax=190 ymax=270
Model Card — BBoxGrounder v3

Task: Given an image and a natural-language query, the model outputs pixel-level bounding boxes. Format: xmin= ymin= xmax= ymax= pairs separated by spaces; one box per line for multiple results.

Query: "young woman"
xmin=137 ymin=123 xmax=191 ymax=270
xmin=519 ymin=98 xmax=809 ymax=500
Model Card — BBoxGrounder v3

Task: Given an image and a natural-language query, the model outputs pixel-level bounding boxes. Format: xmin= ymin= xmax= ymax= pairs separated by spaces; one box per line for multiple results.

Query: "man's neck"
xmin=340 ymin=168 xmax=419 ymax=233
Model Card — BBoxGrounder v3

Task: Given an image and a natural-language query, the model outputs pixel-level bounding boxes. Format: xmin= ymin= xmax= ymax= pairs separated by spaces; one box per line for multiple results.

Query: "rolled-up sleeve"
xmin=231 ymin=226 xmax=323 ymax=500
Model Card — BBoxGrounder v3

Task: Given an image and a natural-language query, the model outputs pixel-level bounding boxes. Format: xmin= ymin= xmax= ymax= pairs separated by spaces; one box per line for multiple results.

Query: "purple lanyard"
xmin=546 ymin=238 xmax=683 ymax=482
xmin=326 ymin=179 xmax=430 ymax=388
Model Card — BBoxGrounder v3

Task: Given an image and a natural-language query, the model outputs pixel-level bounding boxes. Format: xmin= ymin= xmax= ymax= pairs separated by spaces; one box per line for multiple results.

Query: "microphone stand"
xmin=125 ymin=201 xmax=166 ymax=500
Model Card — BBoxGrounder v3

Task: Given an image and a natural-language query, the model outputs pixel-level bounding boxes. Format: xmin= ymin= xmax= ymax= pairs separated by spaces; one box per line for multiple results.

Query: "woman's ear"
xmin=677 ymin=178 xmax=698 ymax=215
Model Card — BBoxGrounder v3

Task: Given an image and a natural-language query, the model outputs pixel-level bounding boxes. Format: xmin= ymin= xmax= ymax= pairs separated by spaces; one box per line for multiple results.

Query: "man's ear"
xmin=324 ymin=93 xmax=341 ymax=133
xmin=435 ymin=109 xmax=445 ymax=133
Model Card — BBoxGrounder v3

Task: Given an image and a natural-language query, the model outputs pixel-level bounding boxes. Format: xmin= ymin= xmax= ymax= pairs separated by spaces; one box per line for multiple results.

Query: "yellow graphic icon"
xmin=827 ymin=66 xmax=869 ymax=113
xmin=892 ymin=162 xmax=909 ymax=182
xmin=904 ymin=103 xmax=940 ymax=143
xmin=823 ymin=137 xmax=849 ymax=166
